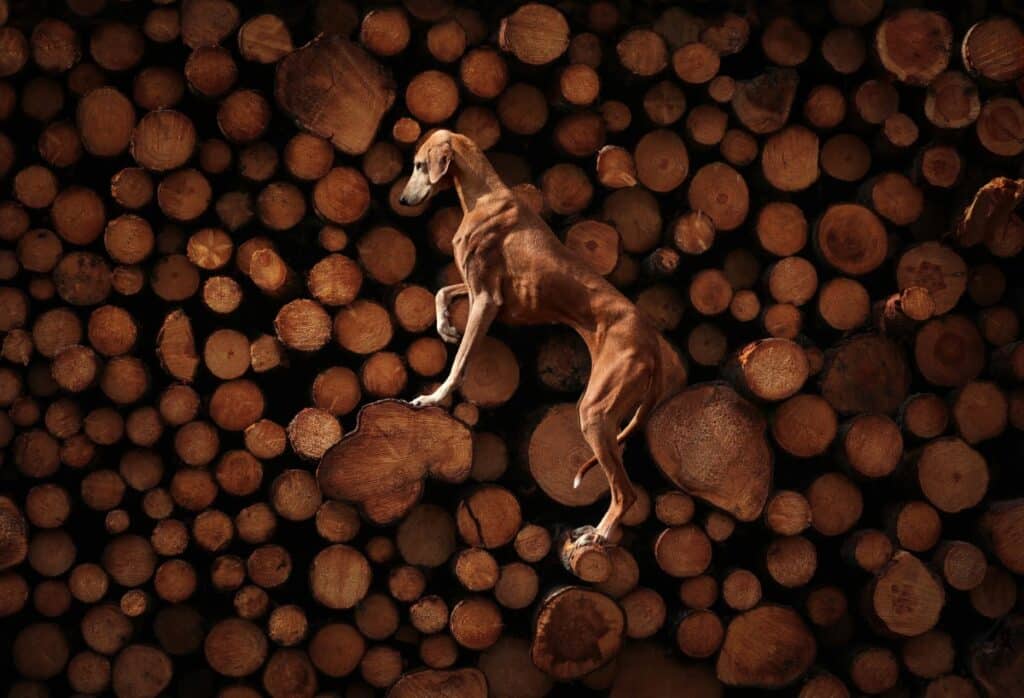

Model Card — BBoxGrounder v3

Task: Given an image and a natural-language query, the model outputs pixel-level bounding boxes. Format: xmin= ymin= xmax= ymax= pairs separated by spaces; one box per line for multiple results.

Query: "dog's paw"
xmin=570 ymin=526 xmax=605 ymax=548
xmin=438 ymin=323 xmax=461 ymax=344
xmin=411 ymin=386 xmax=451 ymax=408
xmin=410 ymin=394 xmax=439 ymax=408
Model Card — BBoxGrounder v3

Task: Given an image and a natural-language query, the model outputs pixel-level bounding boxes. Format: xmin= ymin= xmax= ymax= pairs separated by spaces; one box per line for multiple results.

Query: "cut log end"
xmin=531 ymin=586 xmax=624 ymax=681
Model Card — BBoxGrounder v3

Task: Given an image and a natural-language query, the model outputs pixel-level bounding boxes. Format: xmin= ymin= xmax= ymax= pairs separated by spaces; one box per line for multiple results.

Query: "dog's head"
xmin=399 ymin=129 xmax=453 ymax=206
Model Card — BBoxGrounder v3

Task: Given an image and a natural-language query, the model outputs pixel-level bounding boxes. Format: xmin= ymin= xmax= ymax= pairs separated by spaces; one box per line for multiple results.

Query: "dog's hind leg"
xmin=581 ymin=413 xmax=636 ymax=543
xmin=575 ymin=358 xmax=651 ymax=543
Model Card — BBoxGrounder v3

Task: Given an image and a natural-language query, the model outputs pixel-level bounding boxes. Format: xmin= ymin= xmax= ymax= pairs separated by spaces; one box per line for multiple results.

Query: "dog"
xmin=400 ymin=129 xmax=687 ymax=544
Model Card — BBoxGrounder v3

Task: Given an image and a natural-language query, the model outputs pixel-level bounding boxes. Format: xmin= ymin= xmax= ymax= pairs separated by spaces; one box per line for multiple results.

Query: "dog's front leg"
xmin=435 ymin=283 xmax=467 ymax=344
xmin=412 ymin=292 xmax=499 ymax=408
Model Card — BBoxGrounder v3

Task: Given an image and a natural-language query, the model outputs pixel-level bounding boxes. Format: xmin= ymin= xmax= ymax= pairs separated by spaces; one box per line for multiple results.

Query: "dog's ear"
xmin=427 ymin=141 xmax=452 ymax=184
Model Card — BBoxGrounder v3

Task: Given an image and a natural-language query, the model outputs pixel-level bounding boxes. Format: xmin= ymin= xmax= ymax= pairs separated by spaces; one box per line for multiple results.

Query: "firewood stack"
xmin=0 ymin=0 xmax=1023 ymax=695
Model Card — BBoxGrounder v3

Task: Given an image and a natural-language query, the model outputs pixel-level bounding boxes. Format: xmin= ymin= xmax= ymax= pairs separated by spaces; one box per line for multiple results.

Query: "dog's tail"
xmin=572 ymin=383 xmax=658 ymax=490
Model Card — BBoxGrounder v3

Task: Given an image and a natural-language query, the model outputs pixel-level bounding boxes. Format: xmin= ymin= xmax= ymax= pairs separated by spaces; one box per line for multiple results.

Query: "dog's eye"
xmin=415 ymin=162 xmax=423 ymax=171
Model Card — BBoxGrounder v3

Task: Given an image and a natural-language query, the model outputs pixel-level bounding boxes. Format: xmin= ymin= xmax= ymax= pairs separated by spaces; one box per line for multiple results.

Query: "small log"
xmin=976 ymin=97 xmax=1024 ymax=157
xmin=765 ymin=535 xmax=818 ymax=588
xmin=155 ymin=310 xmax=199 ymax=382
xmin=895 ymin=242 xmax=967 ymax=315
xmin=933 ymin=541 xmax=987 ymax=592
xmin=814 ymin=204 xmax=887 ymax=276
xmin=924 ymin=71 xmax=980 ymax=129
xmin=838 ymin=413 xmax=903 ymax=478
xmin=0 ymin=496 xmax=28 ymax=571
xmin=874 ymin=287 xmax=935 ymax=336
xmin=687 ymin=162 xmax=749 ymax=231
xmin=914 ymin=315 xmax=985 ymax=388
xmin=726 ymin=338 xmax=809 ymax=402
xmin=762 ymin=125 xmax=819 ymax=192
xmin=559 ymin=532 xmax=612 ymax=583
xmin=456 ymin=485 xmax=521 ymax=549
xmin=843 ymin=529 xmax=894 ymax=573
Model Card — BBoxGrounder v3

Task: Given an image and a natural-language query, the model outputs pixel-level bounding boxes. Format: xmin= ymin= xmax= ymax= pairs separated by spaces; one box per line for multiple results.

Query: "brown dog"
xmin=400 ymin=130 xmax=687 ymax=544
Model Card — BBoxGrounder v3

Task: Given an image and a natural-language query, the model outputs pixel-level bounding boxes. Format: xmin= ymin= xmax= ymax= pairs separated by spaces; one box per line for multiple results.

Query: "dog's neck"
xmin=448 ymin=136 xmax=511 ymax=215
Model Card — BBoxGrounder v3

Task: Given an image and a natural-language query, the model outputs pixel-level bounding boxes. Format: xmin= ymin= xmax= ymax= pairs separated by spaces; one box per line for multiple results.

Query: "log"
xmin=717 ymin=605 xmax=816 ymax=688
xmin=971 ymin=614 xmax=1024 ymax=697
xmin=275 ymin=36 xmax=395 ymax=155
xmin=875 ymin=10 xmax=953 ymax=86
xmin=820 ymin=334 xmax=910 ymax=415
xmin=955 ymin=177 xmax=1024 ymax=248
xmin=388 ymin=668 xmax=487 ymax=698
xmin=645 ymin=383 xmax=772 ymax=521
xmin=869 ymin=550 xmax=945 ymax=637
xmin=962 ymin=18 xmax=1024 ymax=83
xmin=978 ymin=500 xmax=1024 ymax=574
xmin=317 ymin=400 xmax=472 ymax=524
xmin=499 ymin=4 xmax=569 ymax=67
xmin=731 ymin=69 xmax=798 ymax=134
xmin=530 ymin=586 xmax=624 ymax=680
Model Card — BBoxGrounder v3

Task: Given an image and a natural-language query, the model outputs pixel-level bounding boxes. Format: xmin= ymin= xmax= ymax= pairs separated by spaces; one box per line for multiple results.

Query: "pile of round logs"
xmin=0 ymin=0 xmax=1023 ymax=696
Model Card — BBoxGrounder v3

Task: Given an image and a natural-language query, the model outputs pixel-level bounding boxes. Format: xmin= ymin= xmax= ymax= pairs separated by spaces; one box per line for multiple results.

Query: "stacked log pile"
xmin=0 ymin=0 xmax=1023 ymax=696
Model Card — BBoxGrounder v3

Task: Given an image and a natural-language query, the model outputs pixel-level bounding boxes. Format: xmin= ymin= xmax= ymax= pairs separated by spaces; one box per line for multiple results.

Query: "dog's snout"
xmin=398 ymin=195 xmax=409 ymax=206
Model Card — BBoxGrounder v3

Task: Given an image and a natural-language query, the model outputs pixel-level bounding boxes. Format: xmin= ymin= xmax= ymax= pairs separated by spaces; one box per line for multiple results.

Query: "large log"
xmin=645 ymin=383 xmax=772 ymax=521
xmin=275 ymin=35 xmax=396 ymax=155
xmin=317 ymin=400 xmax=473 ymax=524
xmin=531 ymin=586 xmax=624 ymax=680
